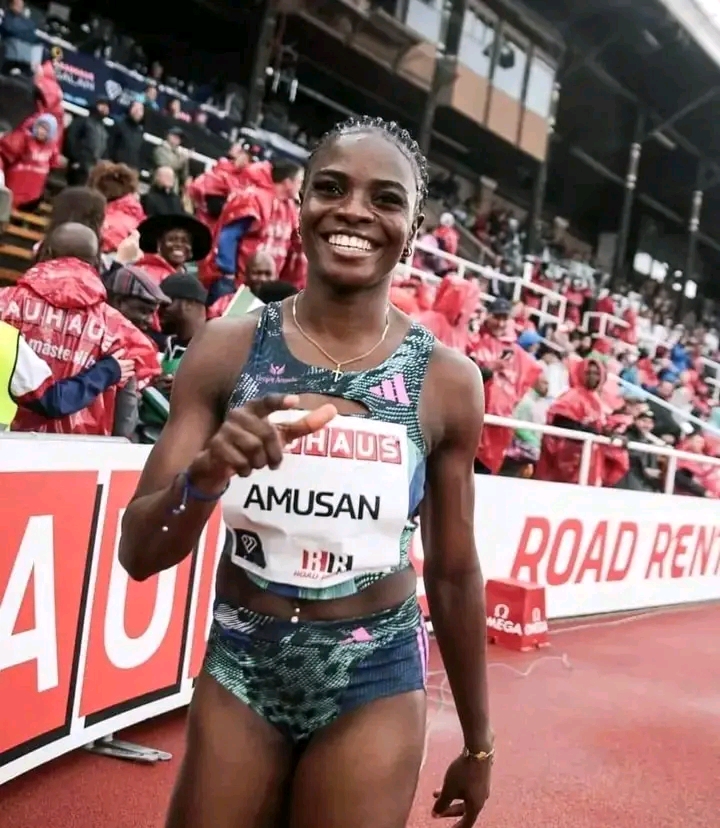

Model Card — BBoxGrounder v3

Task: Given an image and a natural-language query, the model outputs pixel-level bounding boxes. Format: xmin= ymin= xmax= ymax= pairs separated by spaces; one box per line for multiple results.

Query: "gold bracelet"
xmin=462 ymin=745 xmax=495 ymax=763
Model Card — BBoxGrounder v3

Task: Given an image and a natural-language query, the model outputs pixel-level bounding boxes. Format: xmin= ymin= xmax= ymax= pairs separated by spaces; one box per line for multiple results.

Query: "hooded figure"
xmin=535 ymin=357 xmax=628 ymax=486
xmin=0 ymin=112 xmax=60 ymax=208
xmin=389 ymin=274 xmax=436 ymax=317
xmin=0 ymin=229 xmax=157 ymax=434
xmin=186 ymin=143 xmax=258 ymax=232
xmin=199 ymin=159 xmax=305 ymax=292
xmin=417 ymin=276 xmax=479 ymax=352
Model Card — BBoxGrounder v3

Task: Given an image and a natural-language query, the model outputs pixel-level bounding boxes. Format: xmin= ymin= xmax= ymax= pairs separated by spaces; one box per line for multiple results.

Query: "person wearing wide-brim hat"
xmin=133 ymin=213 xmax=212 ymax=285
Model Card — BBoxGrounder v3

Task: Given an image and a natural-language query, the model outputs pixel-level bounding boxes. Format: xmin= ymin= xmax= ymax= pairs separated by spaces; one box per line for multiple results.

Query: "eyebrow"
xmin=315 ymin=168 xmax=409 ymax=194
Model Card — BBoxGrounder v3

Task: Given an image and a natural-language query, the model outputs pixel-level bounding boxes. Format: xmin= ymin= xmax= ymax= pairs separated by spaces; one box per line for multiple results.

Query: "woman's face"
xmin=300 ymin=131 xmax=420 ymax=289
xmin=159 ymin=229 xmax=192 ymax=266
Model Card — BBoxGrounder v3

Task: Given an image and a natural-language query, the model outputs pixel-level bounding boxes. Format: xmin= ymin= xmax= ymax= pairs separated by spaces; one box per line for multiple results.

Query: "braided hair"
xmin=308 ymin=116 xmax=429 ymax=217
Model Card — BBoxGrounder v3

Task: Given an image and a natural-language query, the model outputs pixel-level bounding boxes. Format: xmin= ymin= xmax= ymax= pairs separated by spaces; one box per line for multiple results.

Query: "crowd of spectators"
xmin=398 ymin=214 xmax=720 ymax=496
xmin=0 ymin=42 xmax=719 ymax=499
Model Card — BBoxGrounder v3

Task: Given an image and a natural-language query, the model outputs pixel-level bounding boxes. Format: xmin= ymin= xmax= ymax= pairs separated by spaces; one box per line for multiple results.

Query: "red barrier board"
xmin=0 ymin=442 xmax=224 ymax=785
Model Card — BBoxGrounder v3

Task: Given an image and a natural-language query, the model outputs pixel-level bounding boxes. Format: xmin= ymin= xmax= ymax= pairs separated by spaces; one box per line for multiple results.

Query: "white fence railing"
xmin=62 ymin=102 xmax=216 ymax=173
xmin=411 ymin=240 xmax=568 ymax=325
xmin=581 ymin=311 xmax=629 ymax=338
xmin=485 ymin=412 xmax=720 ymax=494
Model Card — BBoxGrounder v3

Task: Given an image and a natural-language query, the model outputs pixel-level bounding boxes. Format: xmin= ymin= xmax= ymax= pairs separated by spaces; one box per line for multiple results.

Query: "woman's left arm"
xmin=421 ymin=348 xmax=491 ymax=753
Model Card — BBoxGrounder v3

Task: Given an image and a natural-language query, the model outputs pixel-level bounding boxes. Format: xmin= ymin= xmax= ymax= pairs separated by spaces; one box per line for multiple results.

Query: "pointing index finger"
xmin=276 ymin=404 xmax=338 ymax=444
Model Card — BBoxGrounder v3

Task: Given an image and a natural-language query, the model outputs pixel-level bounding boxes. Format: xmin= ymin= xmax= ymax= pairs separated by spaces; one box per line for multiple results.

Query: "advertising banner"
xmin=2 ymin=442 xmax=719 ymax=785
xmin=0 ymin=439 xmax=223 ymax=786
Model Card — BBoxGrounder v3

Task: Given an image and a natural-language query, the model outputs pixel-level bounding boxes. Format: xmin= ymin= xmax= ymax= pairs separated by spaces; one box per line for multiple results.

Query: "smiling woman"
xmin=118 ymin=115 xmax=493 ymax=828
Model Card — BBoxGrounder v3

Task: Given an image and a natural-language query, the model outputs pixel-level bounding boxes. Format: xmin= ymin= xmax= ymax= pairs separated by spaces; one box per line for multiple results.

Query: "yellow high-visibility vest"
xmin=0 ymin=321 xmax=20 ymax=430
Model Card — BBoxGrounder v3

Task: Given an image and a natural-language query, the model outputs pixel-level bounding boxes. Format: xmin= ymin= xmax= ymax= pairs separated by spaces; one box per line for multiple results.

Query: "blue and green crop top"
xmin=224 ymin=301 xmax=435 ymax=599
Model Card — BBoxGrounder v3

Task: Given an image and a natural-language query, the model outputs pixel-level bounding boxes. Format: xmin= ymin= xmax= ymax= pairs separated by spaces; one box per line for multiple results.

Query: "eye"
xmin=375 ymin=191 xmax=406 ymax=210
xmin=312 ymin=179 xmax=343 ymax=196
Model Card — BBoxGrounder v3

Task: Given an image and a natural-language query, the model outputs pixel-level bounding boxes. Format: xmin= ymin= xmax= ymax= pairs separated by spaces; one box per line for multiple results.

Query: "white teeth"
xmin=328 ymin=234 xmax=373 ymax=251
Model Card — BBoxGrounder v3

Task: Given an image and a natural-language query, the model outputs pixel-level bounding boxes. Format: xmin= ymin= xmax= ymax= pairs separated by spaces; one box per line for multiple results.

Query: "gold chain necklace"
xmin=291 ymin=293 xmax=390 ymax=382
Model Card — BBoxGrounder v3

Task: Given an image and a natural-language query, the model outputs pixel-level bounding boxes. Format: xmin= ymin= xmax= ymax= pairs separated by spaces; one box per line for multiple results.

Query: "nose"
xmin=334 ymin=188 xmax=373 ymax=224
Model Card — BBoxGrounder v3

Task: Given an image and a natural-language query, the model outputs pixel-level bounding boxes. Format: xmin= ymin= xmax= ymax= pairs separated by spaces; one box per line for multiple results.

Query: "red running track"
xmin=2 ymin=603 xmax=720 ymax=828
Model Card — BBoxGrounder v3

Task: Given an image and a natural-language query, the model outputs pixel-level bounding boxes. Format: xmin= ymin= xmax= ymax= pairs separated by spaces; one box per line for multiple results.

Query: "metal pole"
xmin=418 ymin=0 xmax=467 ymax=155
xmin=527 ymin=81 xmax=561 ymax=254
xmin=680 ymin=162 xmax=705 ymax=320
xmin=612 ymin=110 xmax=645 ymax=283
xmin=245 ymin=0 xmax=280 ymax=128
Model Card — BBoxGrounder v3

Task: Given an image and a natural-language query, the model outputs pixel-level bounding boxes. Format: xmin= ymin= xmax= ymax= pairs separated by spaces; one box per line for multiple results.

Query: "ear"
xmin=404 ymin=213 xmax=424 ymax=257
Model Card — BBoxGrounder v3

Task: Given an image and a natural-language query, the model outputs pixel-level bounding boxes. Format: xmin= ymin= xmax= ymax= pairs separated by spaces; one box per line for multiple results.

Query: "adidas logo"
xmin=369 ymin=373 xmax=410 ymax=404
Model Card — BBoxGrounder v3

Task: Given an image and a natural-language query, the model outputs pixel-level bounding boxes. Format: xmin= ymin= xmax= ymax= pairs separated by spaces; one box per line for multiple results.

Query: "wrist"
xmin=463 ymin=725 xmax=494 ymax=755
xmin=187 ymin=453 xmax=232 ymax=496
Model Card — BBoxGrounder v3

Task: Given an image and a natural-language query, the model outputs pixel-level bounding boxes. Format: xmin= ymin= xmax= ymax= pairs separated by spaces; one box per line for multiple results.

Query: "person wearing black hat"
xmin=153 ymin=126 xmax=189 ymax=193
xmin=154 ymin=271 xmax=208 ymax=372
xmin=134 ymin=212 xmax=213 ymax=285
xmin=64 ymin=98 xmax=110 ymax=186
xmin=136 ymin=272 xmax=208 ymax=442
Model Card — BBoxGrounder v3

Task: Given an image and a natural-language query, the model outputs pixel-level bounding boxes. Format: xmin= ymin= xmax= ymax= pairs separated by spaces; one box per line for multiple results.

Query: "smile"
xmin=325 ymin=233 xmax=377 ymax=255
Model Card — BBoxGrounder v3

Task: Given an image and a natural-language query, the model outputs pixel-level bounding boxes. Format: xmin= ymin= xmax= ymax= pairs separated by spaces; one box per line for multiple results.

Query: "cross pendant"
xmin=333 ymin=365 xmax=342 ymax=383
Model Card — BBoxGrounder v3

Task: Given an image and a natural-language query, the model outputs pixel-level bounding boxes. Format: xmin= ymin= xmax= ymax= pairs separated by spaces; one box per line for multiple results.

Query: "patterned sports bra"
xmin=224 ymin=301 xmax=436 ymax=599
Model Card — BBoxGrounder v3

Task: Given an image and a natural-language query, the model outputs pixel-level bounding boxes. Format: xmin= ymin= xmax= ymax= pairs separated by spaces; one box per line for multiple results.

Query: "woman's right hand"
xmin=187 ymin=394 xmax=337 ymax=493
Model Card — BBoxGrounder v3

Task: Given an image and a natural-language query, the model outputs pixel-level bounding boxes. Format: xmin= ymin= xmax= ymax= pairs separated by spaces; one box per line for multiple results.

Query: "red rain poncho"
xmin=535 ymin=358 xmax=628 ymax=485
xmin=417 ymin=276 xmax=479 ymax=352
xmin=470 ymin=327 xmax=543 ymax=473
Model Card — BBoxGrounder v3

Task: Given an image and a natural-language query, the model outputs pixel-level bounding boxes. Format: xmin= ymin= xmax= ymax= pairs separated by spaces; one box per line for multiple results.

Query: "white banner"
xmin=411 ymin=476 xmax=720 ymax=618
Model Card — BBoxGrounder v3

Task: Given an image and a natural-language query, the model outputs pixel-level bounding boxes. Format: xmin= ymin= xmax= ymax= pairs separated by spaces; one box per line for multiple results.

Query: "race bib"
xmin=222 ymin=412 xmax=410 ymax=587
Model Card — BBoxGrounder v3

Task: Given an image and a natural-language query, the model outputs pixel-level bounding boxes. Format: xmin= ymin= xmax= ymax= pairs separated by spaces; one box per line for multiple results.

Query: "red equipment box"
xmin=485 ymin=578 xmax=550 ymax=652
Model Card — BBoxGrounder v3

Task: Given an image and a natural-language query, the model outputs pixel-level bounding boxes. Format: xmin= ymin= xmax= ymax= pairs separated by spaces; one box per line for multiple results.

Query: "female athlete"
xmin=119 ymin=116 xmax=492 ymax=828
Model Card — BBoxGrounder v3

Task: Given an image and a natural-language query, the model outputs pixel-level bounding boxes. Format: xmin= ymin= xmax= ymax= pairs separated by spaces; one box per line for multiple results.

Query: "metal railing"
xmin=485 ymin=412 xmax=720 ymax=494
xmin=62 ymin=102 xmax=216 ymax=173
xmin=581 ymin=311 xmax=629 ymax=338
xmin=411 ymin=240 xmax=568 ymax=325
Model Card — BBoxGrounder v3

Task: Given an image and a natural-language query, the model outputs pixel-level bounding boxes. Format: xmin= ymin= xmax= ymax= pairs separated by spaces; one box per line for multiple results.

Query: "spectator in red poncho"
xmin=591 ymin=288 xmax=616 ymax=334
xmin=0 ymin=223 xmax=150 ymax=435
xmin=0 ymin=113 xmax=62 ymax=209
xmin=390 ymin=272 xmax=436 ymax=316
xmin=618 ymin=303 xmax=638 ymax=345
xmin=200 ymin=158 xmax=305 ymax=301
xmin=88 ymin=161 xmax=146 ymax=253
xmin=435 ymin=212 xmax=459 ymax=255
xmin=103 ymin=265 xmax=169 ymax=391
xmin=469 ymin=297 xmax=543 ymax=474
xmin=135 ymin=212 xmax=213 ymax=284
xmin=535 ymin=357 xmax=628 ymax=486
xmin=675 ymin=431 xmax=720 ymax=497
xmin=563 ymin=277 xmax=591 ymax=327
xmin=34 ymin=59 xmax=65 ymax=145
xmin=187 ymin=141 xmax=256 ymax=232
xmin=417 ymin=275 xmax=479 ymax=352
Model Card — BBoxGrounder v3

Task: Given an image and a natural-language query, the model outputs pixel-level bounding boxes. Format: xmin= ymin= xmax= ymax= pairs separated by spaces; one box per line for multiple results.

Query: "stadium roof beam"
xmin=560 ymin=32 xmax=621 ymax=80
xmin=567 ymin=143 xmax=720 ymax=256
xmin=580 ymin=51 xmax=720 ymax=175
xmin=645 ymin=85 xmax=720 ymax=140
